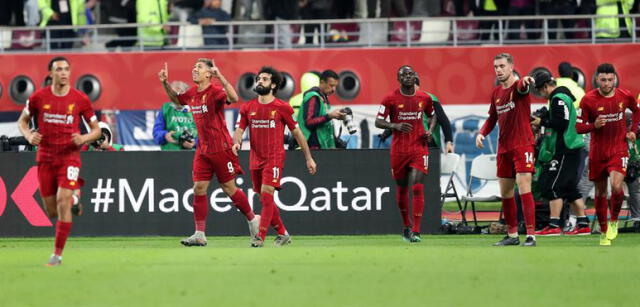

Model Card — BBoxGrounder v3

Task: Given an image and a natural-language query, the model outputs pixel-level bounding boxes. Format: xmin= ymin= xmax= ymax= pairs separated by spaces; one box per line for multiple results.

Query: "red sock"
xmin=54 ymin=221 xmax=72 ymax=256
xmin=502 ymin=197 xmax=518 ymax=234
xmin=411 ymin=184 xmax=424 ymax=233
xmin=258 ymin=193 xmax=275 ymax=239
xmin=230 ymin=189 xmax=255 ymax=221
xmin=520 ymin=192 xmax=536 ymax=236
xmin=610 ymin=190 xmax=624 ymax=222
xmin=271 ymin=206 xmax=287 ymax=235
xmin=595 ymin=196 xmax=608 ymax=233
xmin=193 ymin=194 xmax=208 ymax=232
xmin=396 ymin=186 xmax=410 ymax=227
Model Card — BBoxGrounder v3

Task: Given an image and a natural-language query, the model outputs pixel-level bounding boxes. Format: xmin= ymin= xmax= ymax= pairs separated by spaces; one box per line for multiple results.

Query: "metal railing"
xmin=0 ymin=14 xmax=638 ymax=53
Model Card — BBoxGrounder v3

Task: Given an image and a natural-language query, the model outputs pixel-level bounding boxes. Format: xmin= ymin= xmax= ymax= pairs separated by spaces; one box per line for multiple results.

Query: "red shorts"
xmin=390 ymin=152 xmax=428 ymax=180
xmin=496 ymin=146 xmax=535 ymax=178
xmin=589 ymin=152 xmax=628 ymax=181
xmin=251 ymin=164 xmax=283 ymax=192
xmin=37 ymin=160 xmax=83 ymax=197
xmin=192 ymin=149 xmax=244 ymax=183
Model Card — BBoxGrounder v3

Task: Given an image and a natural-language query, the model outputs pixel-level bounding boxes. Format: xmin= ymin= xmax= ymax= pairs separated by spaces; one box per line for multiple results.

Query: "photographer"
xmin=81 ymin=122 xmax=124 ymax=151
xmin=153 ymin=81 xmax=198 ymax=150
xmin=531 ymin=72 xmax=590 ymax=236
xmin=296 ymin=70 xmax=346 ymax=149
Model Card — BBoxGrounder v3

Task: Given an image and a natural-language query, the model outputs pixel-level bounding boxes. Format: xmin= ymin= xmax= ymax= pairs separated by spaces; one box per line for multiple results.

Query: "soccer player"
xmin=233 ymin=66 xmax=317 ymax=248
xmin=159 ymin=59 xmax=260 ymax=246
xmin=17 ymin=56 xmax=102 ymax=266
xmin=476 ymin=53 xmax=537 ymax=247
xmin=375 ymin=65 xmax=436 ymax=243
xmin=576 ymin=63 xmax=640 ymax=246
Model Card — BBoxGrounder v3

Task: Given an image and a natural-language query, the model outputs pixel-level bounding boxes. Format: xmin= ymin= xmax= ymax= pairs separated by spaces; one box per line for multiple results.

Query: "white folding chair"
xmin=461 ymin=154 xmax=501 ymax=226
xmin=419 ymin=20 xmax=451 ymax=44
xmin=440 ymin=153 xmax=464 ymax=223
xmin=176 ymin=25 xmax=204 ymax=48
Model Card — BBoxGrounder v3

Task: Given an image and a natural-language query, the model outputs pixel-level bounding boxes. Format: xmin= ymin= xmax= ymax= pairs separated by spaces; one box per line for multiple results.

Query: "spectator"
xmin=507 ymin=0 xmax=538 ymax=40
xmin=627 ymin=106 xmax=640 ymax=225
xmin=190 ymin=0 xmax=231 ymax=47
xmin=0 ymin=0 xmax=25 ymax=26
xmin=25 ymin=0 xmax=41 ymax=26
xmin=172 ymin=0 xmax=204 ymax=22
xmin=264 ymin=0 xmax=299 ymax=49
xmin=539 ymin=0 xmax=578 ymax=40
xmin=104 ymin=0 xmax=137 ymax=48
xmin=380 ymin=0 xmax=408 ymax=17
xmin=300 ymin=0 xmax=334 ymax=45
xmin=296 ymin=70 xmax=346 ymax=149
xmin=470 ymin=0 xmax=510 ymax=41
xmin=555 ymin=62 xmax=585 ymax=105
xmin=39 ymin=0 xmax=87 ymax=49
xmin=137 ymin=0 xmax=169 ymax=47
xmin=153 ymin=81 xmax=198 ymax=150
xmin=595 ymin=0 xmax=634 ymax=38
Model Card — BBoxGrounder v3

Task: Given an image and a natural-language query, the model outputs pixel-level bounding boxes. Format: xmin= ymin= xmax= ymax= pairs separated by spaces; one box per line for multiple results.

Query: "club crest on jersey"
xmin=598 ymin=107 xmax=605 ymax=111
xmin=67 ymin=104 xmax=75 ymax=113
xmin=619 ymin=102 xmax=624 ymax=110
xmin=418 ymin=101 xmax=423 ymax=109
xmin=43 ymin=104 xmax=51 ymax=110
xmin=496 ymin=98 xmax=500 ymax=103
xmin=201 ymin=95 xmax=207 ymax=104
xmin=250 ymin=112 xmax=257 ymax=116
xmin=398 ymin=104 xmax=404 ymax=109
xmin=271 ymin=110 xmax=277 ymax=118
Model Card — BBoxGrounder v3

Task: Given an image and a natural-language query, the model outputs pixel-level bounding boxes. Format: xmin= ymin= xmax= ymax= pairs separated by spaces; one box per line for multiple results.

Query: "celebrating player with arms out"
xmin=576 ymin=63 xmax=640 ymax=246
xmin=476 ymin=53 xmax=537 ymax=247
xmin=18 ymin=56 xmax=102 ymax=266
xmin=233 ymin=67 xmax=317 ymax=247
xmin=375 ymin=65 xmax=437 ymax=243
xmin=159 ymin=59 xmax=260 ymax=246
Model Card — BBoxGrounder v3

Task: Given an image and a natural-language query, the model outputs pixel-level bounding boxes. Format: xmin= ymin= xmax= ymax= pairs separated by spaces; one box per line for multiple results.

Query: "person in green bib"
xmin=415 ymin=74 xmax=453 ymax=153
xmin=297 ymin=70 xmax=346 ymax=149
xmin=153 ymin=81 xmax=197 ymax=150
xmin=530 ymin=71 xmax=591 ymax=236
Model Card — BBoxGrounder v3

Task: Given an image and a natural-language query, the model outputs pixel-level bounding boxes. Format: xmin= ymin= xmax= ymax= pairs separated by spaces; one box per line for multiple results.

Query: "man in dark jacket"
xmin=531 ymin=72 xmax=591 ymax=236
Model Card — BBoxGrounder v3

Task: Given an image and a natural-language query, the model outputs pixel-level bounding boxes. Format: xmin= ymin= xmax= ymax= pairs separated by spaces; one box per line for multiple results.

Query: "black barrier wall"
xmin=0 ymin=150 xmax=440 ymax=236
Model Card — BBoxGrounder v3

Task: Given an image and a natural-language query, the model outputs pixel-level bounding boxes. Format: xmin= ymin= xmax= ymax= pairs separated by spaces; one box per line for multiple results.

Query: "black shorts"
xmin=539 ymin=152 xmax=582 ymax=202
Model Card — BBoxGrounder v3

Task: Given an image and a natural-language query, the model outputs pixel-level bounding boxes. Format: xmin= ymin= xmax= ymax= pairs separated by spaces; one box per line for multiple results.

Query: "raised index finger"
xmin=164 ymin=62 xmax=167 ymax=71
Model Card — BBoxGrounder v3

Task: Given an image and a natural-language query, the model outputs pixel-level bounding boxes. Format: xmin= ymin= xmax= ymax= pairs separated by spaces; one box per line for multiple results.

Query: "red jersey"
xmin=577 ymin=88 xmax=640 ymax=161
xmin=236 ymin=98 xmax=298 ymax=170
xmin=479 ymin=79 xmax=534 ymax=154
xmin=377 ymin=89 xmax=434 ymax=155
xmin=177 ymin=84 xmax=232 ymax=153
xmin=26 ymin=87 xmax=96 ymax=163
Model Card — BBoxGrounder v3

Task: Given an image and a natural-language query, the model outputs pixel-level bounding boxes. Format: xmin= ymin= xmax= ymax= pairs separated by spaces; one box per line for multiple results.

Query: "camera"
xmin=0 ymin=135 xmax=32 ymax=152
xmin=178 ymin=129 xmax=195 ymax=148
xmin=340 ymin=107 xmax=357 ymax=135
xmin=532 ymin=106 xmax=549 ymax=121
xmin=90 ymin=128 xmax=110 ymax=148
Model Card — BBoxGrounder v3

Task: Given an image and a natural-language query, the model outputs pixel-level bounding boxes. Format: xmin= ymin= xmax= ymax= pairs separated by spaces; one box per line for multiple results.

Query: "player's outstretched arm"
xmin=209 ymin=59 xmax=239 ymax=104
xmin=17 ymin=111 xmax=41 ymax=145
xmin=159 ymin=62 xmax=180 ymax=105
xmin=292 ymin=127 xmax=317 ymax=175
xmin=232 ymin=127 xmax=244 ymax=156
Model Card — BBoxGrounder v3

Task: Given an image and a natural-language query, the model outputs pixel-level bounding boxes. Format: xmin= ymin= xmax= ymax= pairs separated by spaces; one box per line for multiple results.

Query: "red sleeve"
xmin=26 ymin=92 xmax=38 ymax=116
xmin=280 ymin=104 xmax=298 ymax=131
xmin=210 ymin=86 xmax=228 ymax=106
xmin=236 ymin=104 xmax=249 ymax=130
xmin=377 ymin=96 xmax=392 ymax=120
xmin=576 ymin=97 xmax=594 ymax=134
xmin=79 ymin=95 xmax=97 ymax=123
xmin=424 ymin=95 xmax=434 ymax=117
xmin=515 ymin=78 xmax=530 ymax=96
xmin=479 ymin=94 xmax=497 ymax=136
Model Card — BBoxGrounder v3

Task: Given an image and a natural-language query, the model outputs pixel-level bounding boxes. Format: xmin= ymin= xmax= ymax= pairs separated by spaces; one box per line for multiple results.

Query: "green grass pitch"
xmin=1 ymin=234 xmax=639 ymax=307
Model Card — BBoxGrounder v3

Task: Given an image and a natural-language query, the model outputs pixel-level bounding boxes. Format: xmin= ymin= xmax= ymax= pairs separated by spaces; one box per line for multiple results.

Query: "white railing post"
xmin=452 ymin=19 xmax=458 ymax=46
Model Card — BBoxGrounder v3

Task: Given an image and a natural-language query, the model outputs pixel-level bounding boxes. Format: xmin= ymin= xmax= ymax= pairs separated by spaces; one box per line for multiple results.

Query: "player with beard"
xmin=18 ymin=56 xmax=102 ymax=266
xmin=375 ymin=65 xmax=436 ymax=243
xmin=576 ymin=63 xmax=640 ymax=246
xmin=476 ymin=53 xmax=537 ymax=247
xmin=159 ymin=59 xmax=260 ymax=247
xmin=233 ymin=66 xmax=317 ymax=247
